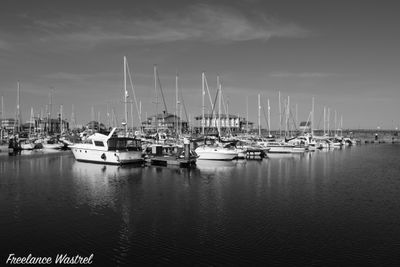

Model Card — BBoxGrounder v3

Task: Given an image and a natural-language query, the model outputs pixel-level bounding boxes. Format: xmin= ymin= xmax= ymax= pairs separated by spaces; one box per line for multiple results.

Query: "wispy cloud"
xmin=269 ymin=72 xmax=339 ymax=78
xmin=27 ymin=4 xmax=308 ymax=49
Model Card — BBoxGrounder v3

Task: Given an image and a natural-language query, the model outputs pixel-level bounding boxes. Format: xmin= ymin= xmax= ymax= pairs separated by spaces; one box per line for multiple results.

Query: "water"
xmin=1 ymin=145 xmax=400 ymax=266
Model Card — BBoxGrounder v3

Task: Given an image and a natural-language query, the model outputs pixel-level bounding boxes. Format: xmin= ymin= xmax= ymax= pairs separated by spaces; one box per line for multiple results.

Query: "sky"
xmin=0 ymin=0 xmax=399 ymax=130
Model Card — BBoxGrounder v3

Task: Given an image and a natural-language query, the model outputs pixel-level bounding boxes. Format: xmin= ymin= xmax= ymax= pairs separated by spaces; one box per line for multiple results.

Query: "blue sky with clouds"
xmin=1 ymin=0 xmax=399 ymax=129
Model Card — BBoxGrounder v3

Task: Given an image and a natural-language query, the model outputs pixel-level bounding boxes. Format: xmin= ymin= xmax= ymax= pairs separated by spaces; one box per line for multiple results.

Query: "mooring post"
xmin=184 ymin=138 xmax=190 ymax=160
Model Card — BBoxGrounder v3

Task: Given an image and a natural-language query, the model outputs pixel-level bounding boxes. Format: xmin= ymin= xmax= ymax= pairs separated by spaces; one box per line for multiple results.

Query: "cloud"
xmin=28 ymin=4 xmax=308 ymax=49
xmin=269 ymin=72 xmax=339 ymax=78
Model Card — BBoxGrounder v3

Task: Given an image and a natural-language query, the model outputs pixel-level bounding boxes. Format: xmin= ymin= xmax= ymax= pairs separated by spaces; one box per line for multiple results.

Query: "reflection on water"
xmin=1 ymin=145 xmax=400 ymax=265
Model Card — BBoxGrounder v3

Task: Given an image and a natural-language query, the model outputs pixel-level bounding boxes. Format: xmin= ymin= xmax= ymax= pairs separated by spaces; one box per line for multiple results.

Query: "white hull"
xmin=43 ymin=143 xmax=64 ymax=150
xmin=71 ymin=147 xmax=143 ymax=164
xmin=267 ymin=146 xmax=294 ymax=153
xmin=292 ymin=147 xmax=306 ymax=153
xmin=195 ymin=147 xmax=238 ymax=160
xmin=21 ymin=143 xmax=35 ymax=150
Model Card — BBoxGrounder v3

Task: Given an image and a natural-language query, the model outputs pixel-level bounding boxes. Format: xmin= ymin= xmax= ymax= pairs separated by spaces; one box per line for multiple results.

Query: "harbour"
xmin=2 ymin=1 xmax=400 ymax=266
xmin=1 ymin=143 xmax=400 ymax=265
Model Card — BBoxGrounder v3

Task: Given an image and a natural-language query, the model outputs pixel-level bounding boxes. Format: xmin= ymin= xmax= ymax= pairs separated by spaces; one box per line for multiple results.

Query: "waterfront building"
xmin=1 ymin=116 xmax=69 ymax=135
xmin=86 ymin=121 xmax=107 ymax=132
xmin=193 ymin=114 xmax=254 ymax=134
xmin=141 ymin=113 xmax=188 ymax=133
xmin=1 ymin=118 xmax=17 ymax=132
xmin=299 ymin=121 xmax=311 ymax=132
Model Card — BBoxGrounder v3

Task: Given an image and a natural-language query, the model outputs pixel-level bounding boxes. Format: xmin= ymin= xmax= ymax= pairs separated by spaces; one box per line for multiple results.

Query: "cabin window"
xmin=107 ymin=138 xmax=141 ymax=151
xmin=94 ymin=141 xmax=104 ymax=147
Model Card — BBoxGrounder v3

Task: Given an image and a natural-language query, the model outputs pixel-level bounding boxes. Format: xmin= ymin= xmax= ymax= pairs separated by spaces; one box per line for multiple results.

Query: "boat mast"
xmin=71 ymin=104 xmax=75 ymax=130
xmin=258 ymin=93 xmax=261 ymax=136
xmin=154 ymin=65 xmax=158 ymax=132
xmin=323 ymin=106 xmax=326 ymax=135
xmin=327 ymin=108 xmax=330 ymax=136
xmin=334 ymin=109 xmax=337 ymax=136
xmin=246 ymin=96 xmax=248 ymax=134
xmin=217 ymin=75 xmax=221 ymax=136
xmin=124 ymin=56 xmax=128 ymax=136
xmin=201 ymin=72 xmax=205 ymax=135
xmin=340 ymin=115 xmax=343 ymax=136
xmin=278 ymin=91 xmax=281 ymax=137
xmin=176 ymin=72 xmax=179 ymax=136
xmin=60 ymin=105 xmax=63 ymax=134
xmin=267 ymin=98 xmax=271 ymax=137
xmin=139 ymin=101 xmax=142 ymax=132
xmin=29 ymin=107 xmax=34 ymax=136
xmin=311 ymin=97 xmax=315 ymax=136
xmin=0 ymin=95 xmax=3 ymax=142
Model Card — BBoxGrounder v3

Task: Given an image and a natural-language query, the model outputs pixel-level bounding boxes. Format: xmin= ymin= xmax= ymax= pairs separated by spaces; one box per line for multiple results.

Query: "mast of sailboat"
xmin=246 ymin=96 xmax=248 ymax=134
xmin=72 ymin=104 xmax=76 ymax=130
xmin=334 ymin=109 xmax=337 ymax=136
xmin=323 ymin=106 xmax=326 ymax=135
xmin=201 ymin=72 xmax=205 ymax=135
xmin=60 ymin=105 xmax=63 ymax=133
xmin=29 ymin=107 xmax=34 ymax=136
xmin=15 ymin=81 xmax=21 ymax=134
xmin=176 ymin=72 xmax=179 ymax=136
xmin=0 ymin=95 xmax=3 ymax=142
xmin=311 ymin=97 xmax=315 ymax=136
xmin=294 ymin=104 xmax=299 ymax=130
xmin=327 ymin=108 xmax=330 ymax=136
xmin=139 ymin=101 xmax=142 ymax=132
xmin=267 ymin=98 xmax=271 ymax=137
xmin=217 ymin=75 xmax=221 ymax=136
xmin=278 ymin=91 xmax=281 ymax=137
xmin=123 ymin=56 xmax=128 ymax=136
xmin=340 ymin=115 xmax=343 ymax=136
xmin=258 ymin=93 xmax=261 ymax=136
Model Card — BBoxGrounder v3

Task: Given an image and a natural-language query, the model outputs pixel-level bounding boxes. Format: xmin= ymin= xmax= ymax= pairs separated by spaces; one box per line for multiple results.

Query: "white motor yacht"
xmin=70 ymin=128 xmax=143 ymax=165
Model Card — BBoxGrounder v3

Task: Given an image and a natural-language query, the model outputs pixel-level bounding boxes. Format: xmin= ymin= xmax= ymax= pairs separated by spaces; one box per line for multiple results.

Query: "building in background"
xmin=141 ymin=113 xmax=188 ymax=133
xmin=193 ymin=114 xmax=253 ymax=134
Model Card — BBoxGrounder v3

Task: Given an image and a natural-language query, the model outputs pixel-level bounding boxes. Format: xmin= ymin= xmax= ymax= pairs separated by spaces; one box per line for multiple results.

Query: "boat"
xmin=41 ymin=138 xmax=65 ymax=150
xmin=195 ymin=144 xmax=238 ymax=160
xmin=20 ymin=139 xmax=35 ymax=150
xmin=265 ymin=141 xmax=295 ymax=153
xmin=70 ymin=128 xmax=143 ymax=165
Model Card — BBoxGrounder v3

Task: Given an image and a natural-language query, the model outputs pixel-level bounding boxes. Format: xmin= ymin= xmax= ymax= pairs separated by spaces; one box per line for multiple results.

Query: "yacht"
xmin=265 ymin=141 xmax=295 ymax=153
xmin=195 ymin=143 xmax=238 ymax=160
xmin=70 ymin=128 xmax=143 ymax=165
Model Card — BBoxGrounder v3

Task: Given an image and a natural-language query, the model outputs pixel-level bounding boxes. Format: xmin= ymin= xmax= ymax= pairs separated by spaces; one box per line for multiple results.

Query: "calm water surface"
xmin=1 ymin=145 xmax=400 ymax=266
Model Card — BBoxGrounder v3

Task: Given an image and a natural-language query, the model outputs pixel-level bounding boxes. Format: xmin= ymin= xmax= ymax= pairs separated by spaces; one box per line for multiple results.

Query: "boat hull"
xmin=43 ymin=143 xmax=64 ymax=150
xmin=195 ymin=147 xmax=238 ymax=160
xmin=267 ymin=146 xmax=294 ymax=153
xmin=71 ymin=147 xmax=143 ymax=165
xmin=20 ymin=143 xmax=35 ymax=150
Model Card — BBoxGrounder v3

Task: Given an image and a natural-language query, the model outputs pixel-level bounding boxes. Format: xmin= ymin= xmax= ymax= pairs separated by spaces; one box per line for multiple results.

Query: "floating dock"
xmin=145 ymin=156 xmax=197 ymax=167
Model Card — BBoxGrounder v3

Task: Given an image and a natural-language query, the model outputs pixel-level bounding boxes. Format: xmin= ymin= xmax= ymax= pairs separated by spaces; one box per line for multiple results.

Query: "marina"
xmin=1 ymin=143 xmax=400 ymax=265
xmin=1 ymin=1 xmax=400 ymax=266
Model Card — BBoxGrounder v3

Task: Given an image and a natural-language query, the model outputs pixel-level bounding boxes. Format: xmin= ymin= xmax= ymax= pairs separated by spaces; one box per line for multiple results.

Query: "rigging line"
xmin=156 ymin=68 xmax=168 ymax=114
xmin=205 ymin=89 xmax=220 ymax=136
xmin=288 ymin=107 xmax=299 ymax=132
xmin=220 ymin=91 xmax=231 ymax=135
xmin=204 ymin=75 xmax=214 ymax=111
xmin=179 ymin=86 xmax=189 ymax=123
xmin=126 ymin=61 xmax=141 ymax=125
xmin=261 ymin=102 xmax=270 ymax=132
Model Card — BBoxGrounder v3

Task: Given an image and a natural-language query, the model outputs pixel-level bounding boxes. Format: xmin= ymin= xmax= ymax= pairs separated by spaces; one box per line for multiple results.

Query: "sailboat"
xmin=194 ymin=74 xmax=238 ymax=160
